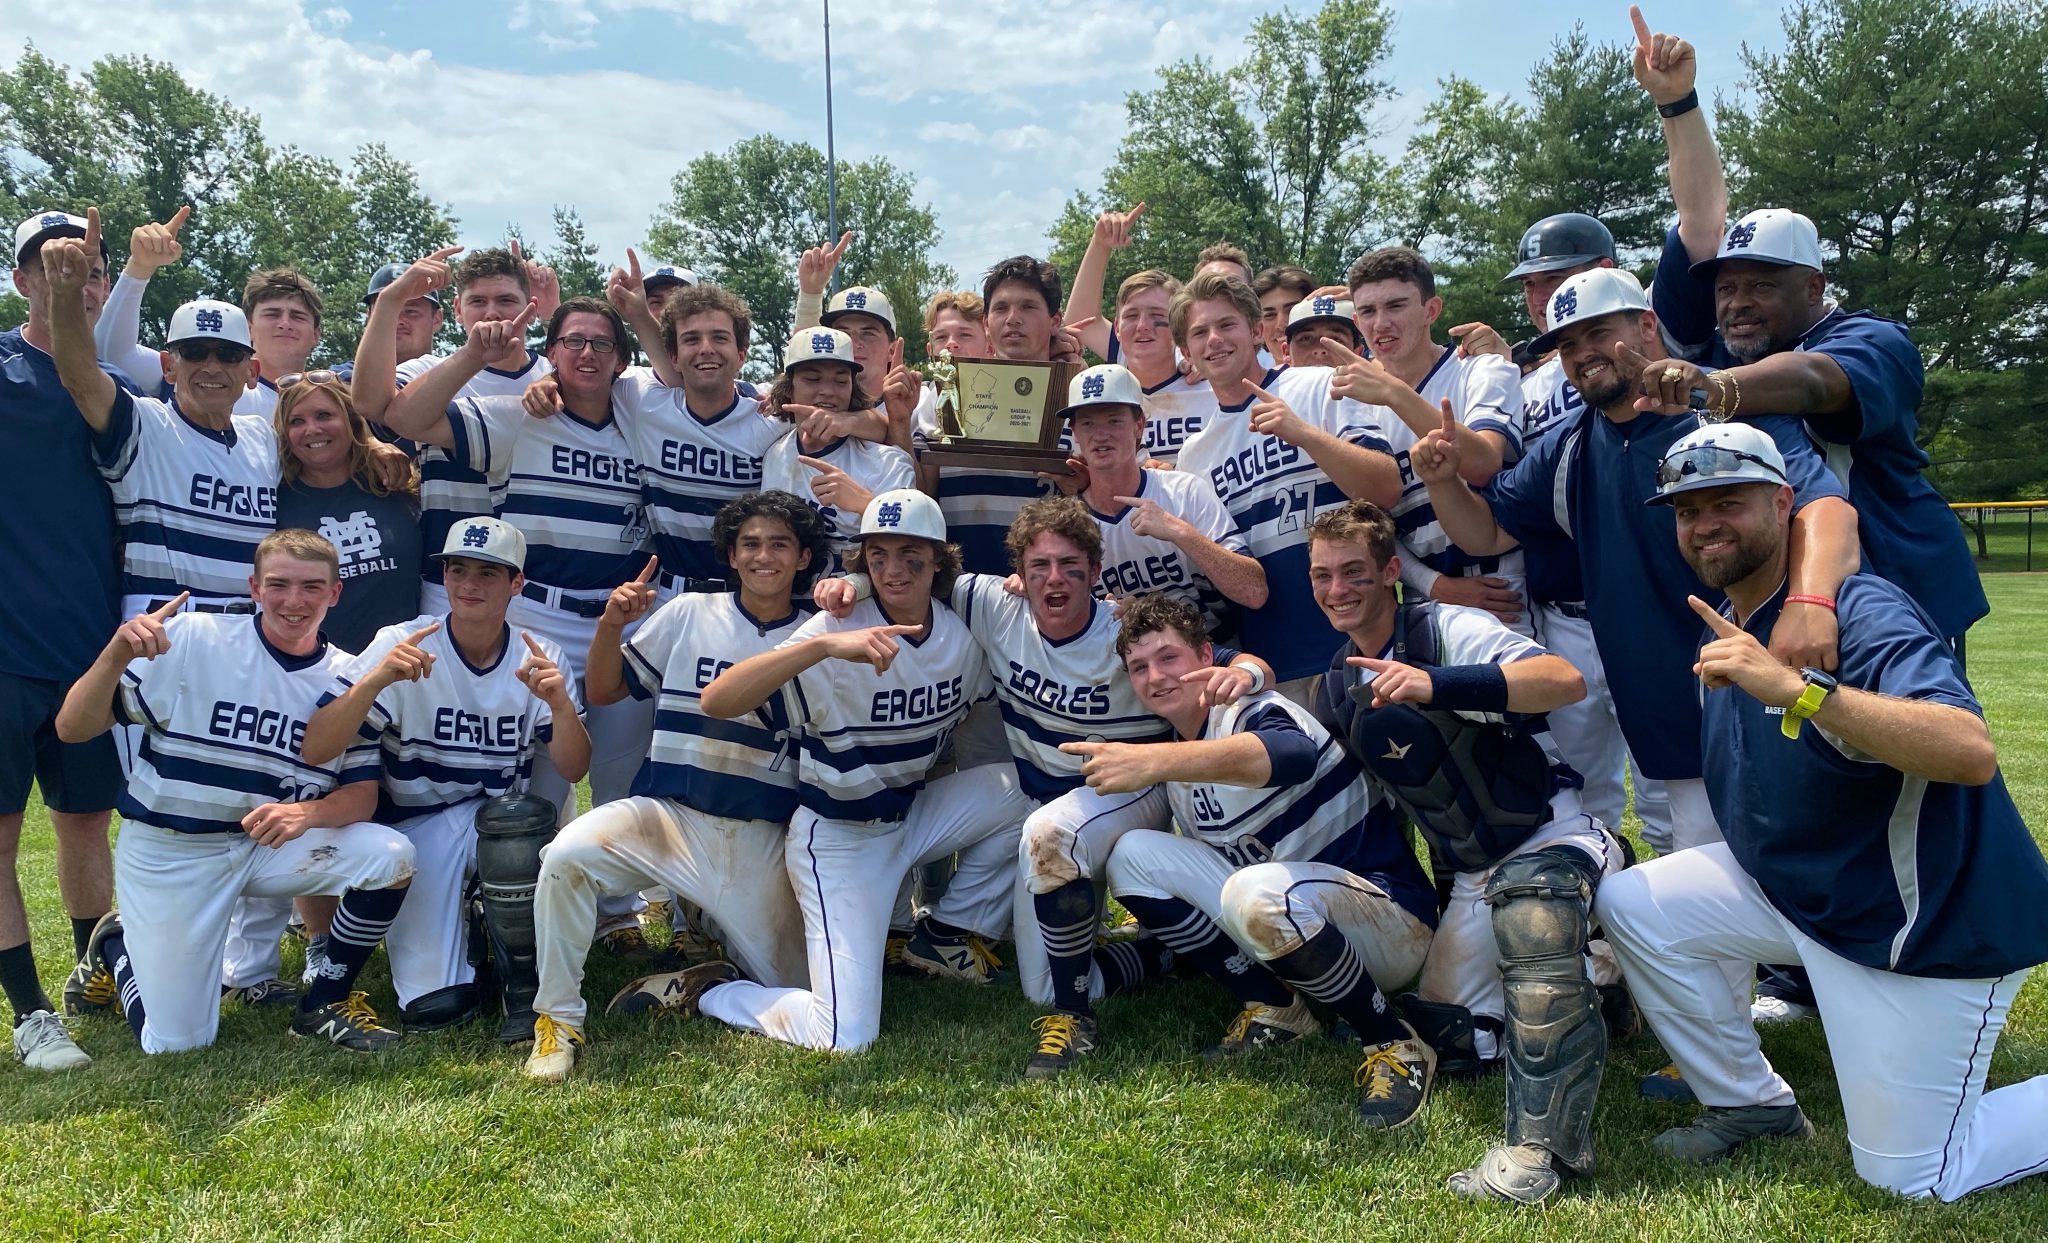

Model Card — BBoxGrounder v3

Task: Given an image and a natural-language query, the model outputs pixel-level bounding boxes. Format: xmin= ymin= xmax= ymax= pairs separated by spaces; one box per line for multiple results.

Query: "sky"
xmin=2 ymin=0 xmax=1788 ymax=287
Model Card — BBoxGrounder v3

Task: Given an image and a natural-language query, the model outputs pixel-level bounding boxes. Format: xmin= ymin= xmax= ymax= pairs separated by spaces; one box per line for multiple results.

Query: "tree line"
xmin=3 ymin=0 xmax=2041 ymax=498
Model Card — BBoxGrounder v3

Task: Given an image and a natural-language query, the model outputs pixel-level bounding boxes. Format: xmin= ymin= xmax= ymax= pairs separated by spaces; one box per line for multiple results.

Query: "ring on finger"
xmin=1662 ymin=366 xmax=1685 ymax=383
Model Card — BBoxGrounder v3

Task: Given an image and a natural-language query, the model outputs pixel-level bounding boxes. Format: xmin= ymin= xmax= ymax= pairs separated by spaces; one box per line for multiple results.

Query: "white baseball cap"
xmin=434 ymin=516 xmax=528 ymax=570
xmin=784 ymin=327 xmax=862 ymax=374
xmin=1647 ymin=422 xmax=1789 ymax=506
xmin=164 ymin=299 xmax=254 ymax=349
xmin=858 ymin=488 xmax=946 ymax=542
xmin=822 ymin=286 xmax=897 ymax=336
xmin=1285 ymin=294 xmax=1356 ymax=337
xmin=1529 ymin=268 xmax=1652 ymax=353
xmin=1691 ymin=208 xmax=1825 ymax=277
xmin=13 ymin=210 xmax=105 ymax=266
xmin=643 ymin=262 xmax=696 ymax=290
xmin=1056 ymin=364 xmax=1144 ymax=420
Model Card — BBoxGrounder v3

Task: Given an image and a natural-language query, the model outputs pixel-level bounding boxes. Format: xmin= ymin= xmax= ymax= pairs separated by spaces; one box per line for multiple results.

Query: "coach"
xmin=1596 ymin=423 xmax=2048 ymax=1200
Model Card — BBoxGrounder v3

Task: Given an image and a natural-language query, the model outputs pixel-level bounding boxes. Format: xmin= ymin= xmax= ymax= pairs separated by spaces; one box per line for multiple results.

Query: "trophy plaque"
xmin=918 ymin=354 xmax=1082 ymax=473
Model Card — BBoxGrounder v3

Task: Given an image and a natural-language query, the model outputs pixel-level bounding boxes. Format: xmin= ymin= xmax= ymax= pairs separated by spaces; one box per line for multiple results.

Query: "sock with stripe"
xmin=91 ymin=931 xmax=146 ymax=1039
xmin=304 ymin=885 xmax=406 ymax=1008
xmin=1093 ymin=935 xmax=1173 ymax=997
xmin=1117 ymin=894 xmax=1293 ymax=1008
xmin=1033 ymin=879 xmax=1100 ymax=1017
xmin=1267 ymin=922 xmax=1404 ymax=1045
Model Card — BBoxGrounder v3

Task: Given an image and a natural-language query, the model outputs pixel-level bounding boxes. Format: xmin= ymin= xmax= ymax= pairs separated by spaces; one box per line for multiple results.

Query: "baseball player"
xmin=647 ymin=490 xmax=1034 ymax=1052
xmin=53 ymin=530 xmax=415 ymax=1054
xmin=361 ymin=260 xmax=447 ymax=370
xmin=1193 ymin=243 xmax=1254 ymax=285
xmin=1062 ymin=364 xmax=1264 ymax=635
xmin=1595 ymin=424 xmax=2048 ymax=1201
xmin=760 ymin=328 xmax=915 ymax=575
xmin=302 ymin=517 xmax=590 ymax=1032
xmin=1055 ymin=595 xmax=1435 ymax=1093
xmin=1170 ymin=270 xmax=1404 ymax=701
xmin=640 ymin=261 xmax=695 ymax=319
xmin=924 ymin=291 xmax=993 ymax=359
xmin=521 ymin=490 xmax=831 ymax=1081
xmin=1306 ymin=500 xmax=1627 ymax=1201
xmin=3 ymin=209 xmax=124 ymax=1071
xmin=1252 ymin=265 xmax=1316 ymax=364
xmin=1280 ymin=296 xmax=1363 ymax=371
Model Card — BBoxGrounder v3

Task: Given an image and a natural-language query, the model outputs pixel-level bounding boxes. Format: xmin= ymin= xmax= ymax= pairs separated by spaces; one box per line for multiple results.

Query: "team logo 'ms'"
xmin=1081 ymin=374 xmax=1105 ymax=399
xmin=809 ymin=332 xmax=836 ymax=355
xmin=1553 ymin=287 xmax=1578 ymax=320
xmin=462 ymin=523 xmax=491 ymax=548
xmin=876 ymin=501 xmax=903 ymax=528
xmin=1726 ymin=221 xmax=1758 ymax=249
xmin=1312 ymin=296 xmax=1336 ymax=315
xmin=41 ymin=213 xmax=69 ymax=230
xmin=195 ymin=308 xmax=225 ymax=334
xmin=845 ymin=291 xmax=867 ymax=309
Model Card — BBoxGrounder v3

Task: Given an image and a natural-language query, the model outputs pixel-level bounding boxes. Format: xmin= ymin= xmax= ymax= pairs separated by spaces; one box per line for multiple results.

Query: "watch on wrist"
xmin=1657 ymin=89 xmax=1701 ymax=119
xmin=1781 ymin=667 xmax=1838 ymax=739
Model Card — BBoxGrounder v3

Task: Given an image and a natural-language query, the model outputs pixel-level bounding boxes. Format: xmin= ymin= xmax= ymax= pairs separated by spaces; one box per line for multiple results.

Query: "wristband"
xmin=1785 ymin=594 xmax=1836 ymax=612
xmin=1657 ymin=89 xmax=1700 ymax=119
xmin=1427 ymin=663 xmax=1510 ymax=713
xmin=1233 ymin=661 xmax=1267 ymax=695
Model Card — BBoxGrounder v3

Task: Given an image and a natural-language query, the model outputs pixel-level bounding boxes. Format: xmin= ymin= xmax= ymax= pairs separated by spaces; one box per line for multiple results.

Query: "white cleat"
xmin=13 ymin=1009 xmax=91 ymax=1071
xmin=522 ymin=1014 xmax=584 ymax=1083
xmin=1750 ymin=995 xmax=1818 ymax=1024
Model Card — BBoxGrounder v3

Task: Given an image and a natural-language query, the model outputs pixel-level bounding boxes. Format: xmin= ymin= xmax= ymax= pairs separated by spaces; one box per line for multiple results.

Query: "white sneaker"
xmin=1751 ymin=995 xmax=1818 ymax=1024
xmin=13 ymin=1009 xmax=91 ymax=1070
xmin=522 ymin=1014 xmax=583 ymax=1083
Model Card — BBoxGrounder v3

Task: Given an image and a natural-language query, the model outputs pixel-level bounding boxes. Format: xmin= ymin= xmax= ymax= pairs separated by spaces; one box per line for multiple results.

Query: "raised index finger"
xmin=405 ymin=620 xmax=442 ymax=645
xmin=634 ymin=556 xmax=660 ymax=584
xmin=166 ymin=204 xmax=192 ymax=235
xmin=1630 ymin=5 xmax=1653 ymax=49
xmin=83 ymin=206 xmax=101 ymax=254
xmin=1439 ymin=398 xmax=1458 ymax=436
xmin=1687 ymin=594 xmax=1743 ymax=637
xmin=426 ymin=244 xmax=465 ymax=263
xmin=523 ymin=631 xmax=547 ymax=658
xmin=149 ymin=590 xmax=189 ymax=619
xmin=1126 ymin=200 xmax=1148 ymax=222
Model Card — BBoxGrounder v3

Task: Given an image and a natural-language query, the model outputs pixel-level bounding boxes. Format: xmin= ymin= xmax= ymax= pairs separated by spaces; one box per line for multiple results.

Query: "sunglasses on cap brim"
xmin=1655 ymin=446 xmax=1786 ymax=489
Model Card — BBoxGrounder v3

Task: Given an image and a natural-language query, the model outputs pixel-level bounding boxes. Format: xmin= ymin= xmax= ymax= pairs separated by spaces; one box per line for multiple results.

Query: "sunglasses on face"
xmin=172 ymin=341 xmax=253 ymax=365
xmin=278 ymin=370 xmax=344 ymax=390
xmin=1655 ymin=446 xmax=1786 ymax=488
xmin=554 ymin=334 xmax=619 ymax=355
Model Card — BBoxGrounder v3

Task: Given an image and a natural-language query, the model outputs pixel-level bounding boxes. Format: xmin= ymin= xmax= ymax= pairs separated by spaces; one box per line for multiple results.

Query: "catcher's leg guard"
xmin=1484 ymin=844 xmax=1606 ymax=1176
xmin=475 ymin=792 xmax=559 ymax=1044
xmin=400 ymin=982 xmax=482 ymax=1031
xmin=1397 ymin=996 xmax=1495 ymax=1078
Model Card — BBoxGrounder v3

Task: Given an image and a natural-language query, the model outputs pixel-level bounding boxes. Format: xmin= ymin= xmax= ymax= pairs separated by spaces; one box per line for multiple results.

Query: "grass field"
xmin=5 ymin=577 xmax=2047 ymax=1242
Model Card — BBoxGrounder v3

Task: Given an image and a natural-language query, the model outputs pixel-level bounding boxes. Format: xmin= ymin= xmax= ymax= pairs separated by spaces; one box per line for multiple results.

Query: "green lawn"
xmin=6 ymin=579 xmax=2048 ymax=1242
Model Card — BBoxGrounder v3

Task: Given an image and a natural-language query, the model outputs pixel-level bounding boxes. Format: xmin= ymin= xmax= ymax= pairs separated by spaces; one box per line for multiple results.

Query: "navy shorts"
xmin=0 ymin=670 xmax=120 ymax=816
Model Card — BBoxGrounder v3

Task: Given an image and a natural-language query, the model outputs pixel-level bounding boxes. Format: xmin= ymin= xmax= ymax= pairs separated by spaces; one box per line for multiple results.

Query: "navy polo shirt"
xmin=1649 ymin=233 xmax=1986 ymax=639
xmin=0 ymin=329 xmax=124 ymax=681
xmin=1480 ymin=408 xmax=1845 ymax=781
xmin=1701 ymin=576 xmax=2048 ymax=979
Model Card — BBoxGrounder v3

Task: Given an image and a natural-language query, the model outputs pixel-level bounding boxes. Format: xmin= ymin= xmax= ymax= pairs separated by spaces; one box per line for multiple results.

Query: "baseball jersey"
xmin=1104 ymin=328 xmax=1210 ymax=466
xmin=1175 ymin=365 xmax=1393 ymax=680
xmin=112 ymin=613 xmax=380 ymax=835
xmin=1166 ymin=691 xmax=1435 ymax=925
xmin=274 ymin=479 xmax=423 ymax=654
xmin=1382 ymin=348 xmax=1529 ymax=582
xmin=761 ymin=428 xmax=915 ymax=576
xmin=1512 ymin=358 xmax=1589 ymax=607
xmin=396 ymin=350 xmax=552 ymax=585
xmin=1087 ymin=468 xmax=1246 ymax=636
xmin=92 ymin=389 xmax=279 ymax=602
xmin=615 ymin=373 xmax=779 ymax=584
xmin=459 ymin=395 xmax=648 ymax=591
xmin=324 ymin=615 xmax=572 ymax=822
xmin=779 ymin=597 xmax=993 ymax=822
xmin=1480 ymin=409 xmax=1845 ymax=780
xmin=948 ymin=573 xmax=1169 ymax=800
xmin=621 ymin=592 xmax=803 ymax=821
xmin=1702 ymin=576 xmax=2048 ymax=978
xmin=0 ymin=329 xmax=123 ymax=680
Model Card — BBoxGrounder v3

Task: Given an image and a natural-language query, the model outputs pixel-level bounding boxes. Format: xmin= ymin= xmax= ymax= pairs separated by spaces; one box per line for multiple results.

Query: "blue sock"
xmin=94 ymin=931 xmax=146 ymax=1039
xmin=1094 ymin=935 xmax=1172 ymax=997
xmin=1117 ymin=894 xmax=1293 ymax=1008
xmin=1268 ymin=923 xmax=1403 ymax=1044
xmin=1033 ymin=879 xmax=1099 ymax=1016
xmin=305 ymin=886 xmax=405 ymax=1008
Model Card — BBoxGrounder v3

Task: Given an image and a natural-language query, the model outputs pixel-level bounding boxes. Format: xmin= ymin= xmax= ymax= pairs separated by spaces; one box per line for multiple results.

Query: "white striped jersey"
xmin=1166 ymin=691 xmax=1383 ymax=871
xmin=236 ymin=379 xmax=279 ymax=420
xmin=614 ymin=373 xmax=779 ymax=584
xmin=1517 ymin=355 xmax=1583 ymax=456
xmin=113 ymin=613 xmax=379 ymax=834
xmin=92 ymin=390 xmax=279 ymax=601
xmin=1135 ymin=372 xmax=1212 ymax=467
xmin=459 ymin=396 xmax=647 ymax=590
xmin=760 ymin=428 xmax=914 ymax=577
xmin=1087 ymin=468 xmax=1245 ymax=636
xmin=620 ymin=592 xmax=803 ymax=822
xmin=779 ymin=597 xmax=993 ymax=822
xmin=323 ymin=614 xmax=572 ymax=822
xmin=1382 ymin=348 xmax=1529 ymax=581
xmin=1175 ymin=365 xmax=1391 ymax=680
xmin=948 ymin=574 xmax=1170 ymax=801
xmin=396 ymin=350 xmax=552 ymax=583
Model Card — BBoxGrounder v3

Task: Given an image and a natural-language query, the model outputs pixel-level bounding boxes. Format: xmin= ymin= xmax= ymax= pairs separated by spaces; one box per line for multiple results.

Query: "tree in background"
xmin=646 ymin=134 xmax=953 ymax=373
xmin=545 ymin=206 xmax=608 ymax=304
xmin=1716 ymin=0 xmax=2048 ymax=499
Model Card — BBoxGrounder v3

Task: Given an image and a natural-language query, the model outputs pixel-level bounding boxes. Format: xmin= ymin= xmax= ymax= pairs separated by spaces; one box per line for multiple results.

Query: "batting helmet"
xmin=1505 ymin=213 xmax=1616 ymax=281
xmin=363 ymin=261 xmax=444 ymax=308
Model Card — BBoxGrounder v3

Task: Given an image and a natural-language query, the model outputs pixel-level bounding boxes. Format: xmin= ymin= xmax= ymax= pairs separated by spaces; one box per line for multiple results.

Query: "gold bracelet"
xmin=1725 ymin=370 xmax=1742 ymax=418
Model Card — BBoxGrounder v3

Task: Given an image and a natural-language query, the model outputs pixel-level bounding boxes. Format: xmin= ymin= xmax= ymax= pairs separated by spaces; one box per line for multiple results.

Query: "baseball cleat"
xmin=1024 ymin=1012 xmax=1100 ymax=1080
xmin=283 ymin=914 xmax=308 ymax=945
xmin=901 ymin=925 xmax=1003 ymax=985
xmin=1653 ymin=1103 xmax=1815 ymax=1164
xmin=1201 ymin=997 xmax=1322 ymax=1062
xmin=1639 ymin=1061 xmax=1697 ymax=1101
xmin=1749 ymin=995 xmax=1818 ymax=1024
xmin=662 ymin=925 xmax=726 ymax=970
xmin=1353 ymin=1024 xmax=1436 ymax=1130
xmin=290 ymin=991 xmax=402 ymax=1052
xmin=1448 ymin=1143 xmax=1565 ymax=1205
xmin=522 ymin=1014 xmax=585 ymax=1082
xmin=606 ymin=960 xmax=739 ymax=1018
xmin=884 ymin=929 xmax=915 ymax=977
xmin=223 ymin=978 xmax=301 ymax=1008
xmin=1098 ymin=909 xmax=1142 ymax=945
xmin=62 ymin=944 xmax=117 ymax=1018
xmin=598 ymin=925 xmax=662 ymax=964
xmin=12 ymin=1009 xmax=91 ymax=1071
xmin=1598 ymin=982 xmax=1642 ymax=1040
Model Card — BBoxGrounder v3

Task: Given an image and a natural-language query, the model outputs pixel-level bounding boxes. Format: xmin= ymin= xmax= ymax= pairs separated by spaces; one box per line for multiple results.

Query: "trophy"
xmin=917 ymin=351 xmax=1082 ymax=473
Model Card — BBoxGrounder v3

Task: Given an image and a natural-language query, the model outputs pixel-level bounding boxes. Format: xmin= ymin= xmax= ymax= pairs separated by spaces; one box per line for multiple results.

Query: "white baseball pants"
xmin=1217 ymin=860 xmax=1433 ymax=992
xmin=1012 ymin=784 xmax=1169 ymax=1007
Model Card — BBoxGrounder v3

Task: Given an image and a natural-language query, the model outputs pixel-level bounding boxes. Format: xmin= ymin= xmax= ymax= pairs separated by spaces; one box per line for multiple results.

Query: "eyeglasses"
xmin=278 ymin=370 xmax=344 ymax=390
xmin=1655 ymin=446 xmax=1786 ymax=488
xmin=172 ymin=341 xmax=253 ymax=364
xmin=555 ymin=334 xmax=619 ymax=355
